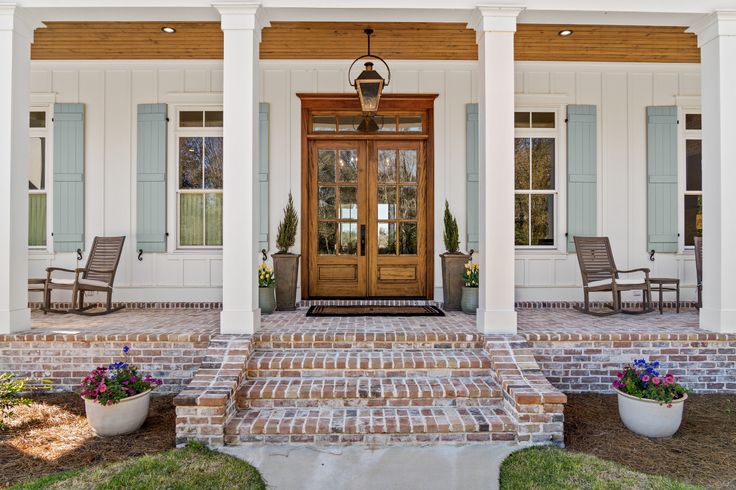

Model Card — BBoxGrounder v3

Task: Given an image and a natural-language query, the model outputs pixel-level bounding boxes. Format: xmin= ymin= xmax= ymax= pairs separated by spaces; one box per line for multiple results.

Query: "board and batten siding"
xmin=27 ymin=60 xmax=702 ymax=302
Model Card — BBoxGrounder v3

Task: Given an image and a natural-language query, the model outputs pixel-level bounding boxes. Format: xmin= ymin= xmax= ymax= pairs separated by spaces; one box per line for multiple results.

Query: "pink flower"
xmin=616 ymin=372 xmax=623 ymax=378
xmin=641 ymin=375 xmax=650 ymax=382
xmin=665 ymin=373 xmax=675 ymax=385
xmin=652 ymin=377 xmax=661 ymax=385
xmin=98 ymin=384 xmax=107 ymax=393
xmin=106 ymin=400 xmax=113 ymax=406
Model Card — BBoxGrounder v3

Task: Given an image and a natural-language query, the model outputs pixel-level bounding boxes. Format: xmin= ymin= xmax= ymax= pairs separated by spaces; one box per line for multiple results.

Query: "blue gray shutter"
xmin=259 ymin=103 xmax=269 ymax=252
xmin=647 ymin=106 xmax=678 ymax=253
xmin=466 ymin=103 xmax=479 ymax=252
xmin=53 ymin=103 xmax=85 ymax=253
xmin=566 ymin=105 xmax=598 ymax=252
xmin=136 ymin=104 xmax=168 ymax=253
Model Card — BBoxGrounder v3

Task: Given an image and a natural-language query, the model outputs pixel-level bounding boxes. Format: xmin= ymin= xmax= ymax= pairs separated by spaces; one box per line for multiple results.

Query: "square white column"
xmin=469 ymin=6 xmax=522 ymax=334
xmin=689 ymin=12 xmax=736 ymax=333
xmin=0 ymin=6 xmax=34 ymax=334
xmin=216 ymin=3 xmax=267 ymax=334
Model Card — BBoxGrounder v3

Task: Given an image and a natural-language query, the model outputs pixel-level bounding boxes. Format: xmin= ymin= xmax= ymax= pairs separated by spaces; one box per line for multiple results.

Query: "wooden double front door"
xmin=299 ymin=94 xmax=437 ymax=299
xmin=307 ymin=139 xmax=428 ymax=297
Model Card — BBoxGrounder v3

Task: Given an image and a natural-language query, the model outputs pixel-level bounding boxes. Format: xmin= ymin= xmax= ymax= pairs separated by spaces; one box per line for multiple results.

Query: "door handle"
xmin=360 ymin=224 xmax=366 ymax=256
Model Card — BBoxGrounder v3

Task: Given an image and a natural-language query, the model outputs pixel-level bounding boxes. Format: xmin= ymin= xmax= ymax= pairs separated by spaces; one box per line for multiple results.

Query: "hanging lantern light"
xmin=348 ymin=28 xmax=391 ymax=132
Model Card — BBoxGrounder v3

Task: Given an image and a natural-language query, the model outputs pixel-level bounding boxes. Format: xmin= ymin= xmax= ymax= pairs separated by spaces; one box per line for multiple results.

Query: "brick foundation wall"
xmin=0 ymin=333 xmax=211 ymax=393
xmin=525 ymin=334 xmax=736 ymax=393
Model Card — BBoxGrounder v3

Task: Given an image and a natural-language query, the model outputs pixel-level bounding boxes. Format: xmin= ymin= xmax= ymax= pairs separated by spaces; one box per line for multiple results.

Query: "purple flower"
xmin=122 ymin=346 xmax=130 ymax=354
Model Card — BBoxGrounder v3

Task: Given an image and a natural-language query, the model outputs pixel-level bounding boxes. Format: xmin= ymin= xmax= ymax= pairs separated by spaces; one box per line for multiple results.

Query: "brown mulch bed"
xmin=0 ymin=393 xmax=175 ymax=488
xmin=565 ymin=393 xmax=736 ymax=489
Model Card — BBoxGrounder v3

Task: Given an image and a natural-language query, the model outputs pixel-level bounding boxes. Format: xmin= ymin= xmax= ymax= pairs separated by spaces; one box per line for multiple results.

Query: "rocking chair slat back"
xmin=694 ymin=236 xmax=703 ymax=286
xmin=574 ymin=236 xmax=617 ymax=284
xmin=84 ymin=236 xmax=126 ymax=285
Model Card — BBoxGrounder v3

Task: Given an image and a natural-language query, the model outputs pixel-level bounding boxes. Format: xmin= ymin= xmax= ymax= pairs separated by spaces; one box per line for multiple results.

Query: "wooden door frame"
xmin=298 ymin=93 xmax=438 ymax=300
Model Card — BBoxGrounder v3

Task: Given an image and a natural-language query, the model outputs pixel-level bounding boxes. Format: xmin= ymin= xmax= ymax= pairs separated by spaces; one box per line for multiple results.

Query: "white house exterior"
xmin=1 ymin=1 xmax=736 ymax=336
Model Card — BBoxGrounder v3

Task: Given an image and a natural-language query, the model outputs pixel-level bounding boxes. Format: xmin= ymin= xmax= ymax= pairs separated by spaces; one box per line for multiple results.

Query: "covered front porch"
xmin=1 ymin=2 xmax=736 ymax=339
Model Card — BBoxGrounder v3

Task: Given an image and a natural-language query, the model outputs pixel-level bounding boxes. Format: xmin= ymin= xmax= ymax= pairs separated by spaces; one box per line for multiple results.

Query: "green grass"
xmin=9 ymin=442 xmax=266 ymax=490
xmin=500 ymin=446 xmax=702 ymax=490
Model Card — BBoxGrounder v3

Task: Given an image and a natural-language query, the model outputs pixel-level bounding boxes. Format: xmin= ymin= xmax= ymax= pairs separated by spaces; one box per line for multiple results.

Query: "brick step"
xmin=253 ymin=330 xmax=483 ymax=350
xmin=225 ymin=406 xmax=517 ymax=445
xmin=246 ymin=349 xmax=493 ymax=378
xmin=236 ymin=377 xmax=504 ymax=408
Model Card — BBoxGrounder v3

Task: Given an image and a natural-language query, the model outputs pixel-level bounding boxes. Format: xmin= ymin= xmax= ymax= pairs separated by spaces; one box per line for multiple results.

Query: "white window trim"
xmin=28 ymin=103 xmax=54 ymax=254
xmin=513 ymin=107 xmax=565 ymax=253
xmin=168 ymin=104 xmax=224 ymax=252
xmin=678 ymin=105 xmax=702 ymax=254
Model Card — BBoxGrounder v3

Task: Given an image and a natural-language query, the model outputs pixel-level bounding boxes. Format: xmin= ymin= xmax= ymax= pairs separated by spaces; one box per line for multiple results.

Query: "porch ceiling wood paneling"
xmin=31 ymin=22 xmax=699 ymax=63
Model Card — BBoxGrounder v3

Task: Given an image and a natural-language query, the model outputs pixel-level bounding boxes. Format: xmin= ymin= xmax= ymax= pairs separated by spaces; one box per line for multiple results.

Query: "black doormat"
xmin=305 ymin=305 xmax=445 ymax=317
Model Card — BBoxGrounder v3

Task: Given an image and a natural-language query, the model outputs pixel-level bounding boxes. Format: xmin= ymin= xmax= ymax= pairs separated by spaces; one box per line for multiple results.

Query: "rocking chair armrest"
xmin=45 ymin=267 xmax=76 ymax=274
xmin=616 ymin=267 xmax=650 ymax=276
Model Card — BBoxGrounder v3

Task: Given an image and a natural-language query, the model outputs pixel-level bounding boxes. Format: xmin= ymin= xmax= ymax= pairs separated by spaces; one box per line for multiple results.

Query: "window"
xmin=310 ymin=113 xmax=424 ymax=133
xmin=683 ymin=113 xmax=702 ymax=248
xmin=29 ymin=110 xmax=49 ymax=247
xmin=176 ymin=109 xmax=223 ymax=248
xmin=514 ymin=111 xmax=557 ymax=247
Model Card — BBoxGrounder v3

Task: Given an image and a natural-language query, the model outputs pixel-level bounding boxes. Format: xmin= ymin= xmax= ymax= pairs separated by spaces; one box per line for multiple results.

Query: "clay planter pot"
xmin=461 ymin=286 xmax=479 ymax=314
xmin=259 ymin=286 xmax=276 ymax=314
xmin=440 ymin=253 xmax=470 ymax=310
xmin=616 ymin=389 xmax=687 ymax=438
xmin=272 ymin=253 xmax=300 ymax=311
xmin=84 ymin=390 xmax=151 ymax=436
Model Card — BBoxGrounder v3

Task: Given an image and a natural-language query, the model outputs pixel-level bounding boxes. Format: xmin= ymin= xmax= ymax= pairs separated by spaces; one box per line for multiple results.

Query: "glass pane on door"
xmin=316 ymin=147 xmax=359 ymax=256
xmin=376 ymin=148 xmax=419 ymax=256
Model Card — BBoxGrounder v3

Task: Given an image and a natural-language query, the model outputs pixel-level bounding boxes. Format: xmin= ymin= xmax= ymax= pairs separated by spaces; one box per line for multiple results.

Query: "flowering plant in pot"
xmin=613 ymin=359 xmax=688 ymax=438
xmin=258 ymin=262 xmax=277 ymax=314
xmin=460 ymin=259 xmax=479 ymax=314
xmin=80 ymin=346 xmax=162 ymax=436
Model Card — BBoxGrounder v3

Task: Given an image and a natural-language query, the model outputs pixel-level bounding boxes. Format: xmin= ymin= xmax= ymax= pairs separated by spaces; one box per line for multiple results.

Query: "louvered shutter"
xmin=136 ymin=104 xmax=168 ymax=253
xmin=566 ymin=105 xmax=598 ymax=252
xmin=53 ymin=103 xmax=85 ymax=253
xmin=466 ymin=103 xmax=479 ymax=252
xmin=646 ymin=106 xmax=679 ymax=253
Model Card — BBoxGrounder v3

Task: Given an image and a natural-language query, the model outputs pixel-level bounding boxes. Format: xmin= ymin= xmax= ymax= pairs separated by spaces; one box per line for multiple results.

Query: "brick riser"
xmin=236 ymin=377 xmax=504 ymax=409
xmin=228 ymin=346 xmax=518 ymax=446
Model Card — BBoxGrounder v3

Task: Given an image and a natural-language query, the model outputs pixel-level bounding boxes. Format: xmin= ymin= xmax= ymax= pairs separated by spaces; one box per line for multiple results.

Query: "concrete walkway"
xmin=220 ymin=443 xmax=521 ymax=490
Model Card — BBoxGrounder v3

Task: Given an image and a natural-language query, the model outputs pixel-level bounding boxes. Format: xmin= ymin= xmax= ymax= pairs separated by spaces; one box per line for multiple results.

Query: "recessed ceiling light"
xmin=558 ymin=29 xmax=574 ymax=37
xmin=161 ymin=26 xmax=176 ymax=34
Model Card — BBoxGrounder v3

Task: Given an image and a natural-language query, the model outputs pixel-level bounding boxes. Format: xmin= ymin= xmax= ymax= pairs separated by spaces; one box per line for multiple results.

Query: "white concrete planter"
xmin=84 ymin=390 xmax=151 ymax=436
xmin=616 ymin=389 xmax=687 ymax=438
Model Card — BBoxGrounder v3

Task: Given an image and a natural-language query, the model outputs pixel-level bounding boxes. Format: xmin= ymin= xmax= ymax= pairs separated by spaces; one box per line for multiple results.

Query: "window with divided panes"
xmin=29 ymin=110 xmax=48 ymax=247
xmin=684 ymin=113 xmax=702 ymax=248
xmin=514 ymin=111 xmax=557 ymax=247
xmin=177 ymin=109 xmax=223 ymax=248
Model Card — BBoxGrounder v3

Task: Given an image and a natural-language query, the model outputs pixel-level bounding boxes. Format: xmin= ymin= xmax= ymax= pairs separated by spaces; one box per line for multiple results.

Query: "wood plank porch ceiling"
xmin=32 ymin=21 xmax=700 ymax=63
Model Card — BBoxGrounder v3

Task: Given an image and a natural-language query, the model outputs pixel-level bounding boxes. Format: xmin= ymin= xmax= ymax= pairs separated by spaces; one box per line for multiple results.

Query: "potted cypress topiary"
xmin=272 ymin=192 xmax=300 ymax=310
xmin=440 ymin=201 xmax=470 ymax=310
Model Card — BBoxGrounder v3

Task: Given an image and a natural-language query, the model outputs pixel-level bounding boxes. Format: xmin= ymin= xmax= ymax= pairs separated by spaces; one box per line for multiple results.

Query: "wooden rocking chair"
xmin=43 ymin=236 xmax=126 ymax=315
xmin=573 ymin=236 xmax=653 ymax=316
xmin=694 ymin=236 xmax=703 ymax=309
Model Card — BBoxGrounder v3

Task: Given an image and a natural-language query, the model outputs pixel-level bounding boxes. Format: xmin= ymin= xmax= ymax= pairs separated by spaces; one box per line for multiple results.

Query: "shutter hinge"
xmin=564 ymin=118 xmax=569 ymax=123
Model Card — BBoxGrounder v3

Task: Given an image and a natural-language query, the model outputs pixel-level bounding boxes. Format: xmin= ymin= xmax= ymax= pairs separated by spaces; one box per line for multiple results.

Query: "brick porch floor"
xmin=23 ymin=305 xmax=702 ymax=340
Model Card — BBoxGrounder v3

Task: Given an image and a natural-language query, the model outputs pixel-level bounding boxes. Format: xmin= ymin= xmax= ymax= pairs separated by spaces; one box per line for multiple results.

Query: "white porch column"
xmin=469 ymin=6 xmax=522 ymax=334
xmin=216 ymin=2 xmax=266 ymax=334
xmin=0 ymin=6 xmax=33 ymax=334
xmin=689 ymin=12 xmax=736 ymax=333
